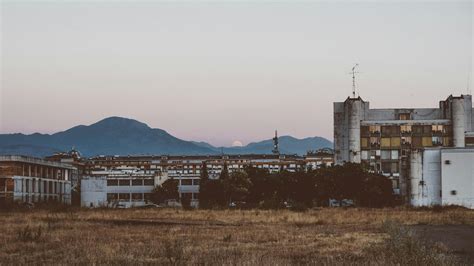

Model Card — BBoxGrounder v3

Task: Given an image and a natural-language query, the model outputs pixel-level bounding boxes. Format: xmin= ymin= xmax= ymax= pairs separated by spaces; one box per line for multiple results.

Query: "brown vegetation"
xmin=0 ymin=207 xmax=472 ymax=264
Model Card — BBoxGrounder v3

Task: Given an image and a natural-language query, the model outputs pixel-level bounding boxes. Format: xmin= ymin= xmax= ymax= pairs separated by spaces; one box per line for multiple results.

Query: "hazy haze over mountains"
xmin=0 ymin=117 xmax=332 ymax=157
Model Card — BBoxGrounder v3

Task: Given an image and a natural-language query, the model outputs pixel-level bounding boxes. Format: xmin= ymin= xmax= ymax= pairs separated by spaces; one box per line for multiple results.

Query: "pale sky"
xmin=1 ymin=0 xmax=473 ymax=146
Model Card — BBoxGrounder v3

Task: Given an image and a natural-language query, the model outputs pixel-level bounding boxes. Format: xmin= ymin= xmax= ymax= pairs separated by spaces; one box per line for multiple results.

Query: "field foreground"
xmin=0 ymin=207 xmax=473 ymax=265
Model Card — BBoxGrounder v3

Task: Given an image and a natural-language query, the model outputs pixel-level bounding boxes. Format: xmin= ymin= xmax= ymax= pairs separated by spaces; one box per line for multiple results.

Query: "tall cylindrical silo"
xmin=452 ymin=98 xmax=466 ymax=147
xmin=348 ymin=99 xmax=363 ymax=163
xmin=410 ymin=150 xmax=423 ymax=206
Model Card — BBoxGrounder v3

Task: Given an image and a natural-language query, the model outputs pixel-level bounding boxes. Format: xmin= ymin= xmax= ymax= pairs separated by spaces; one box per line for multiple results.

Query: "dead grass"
xmin=0 ymin=207 xmax=472 ymax=264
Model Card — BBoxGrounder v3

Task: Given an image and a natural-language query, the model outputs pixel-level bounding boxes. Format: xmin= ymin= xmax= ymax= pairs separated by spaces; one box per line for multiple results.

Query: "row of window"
xmin=180 ymin=179 xmax=200 ymax=186
xmin=107 ymin=193 xmax=152 ymax=201
xmin=361 ymin=136 xmax=451 ymax=149
xmin=106 ymin=179 xmax=154 ymax=187
xmin=362 ymin=125 xmax=450 ymax=136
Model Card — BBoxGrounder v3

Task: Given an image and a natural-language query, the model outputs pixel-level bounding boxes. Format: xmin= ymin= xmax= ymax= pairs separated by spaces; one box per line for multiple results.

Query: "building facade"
xmin=79 ymin=152 xmax=333 ymax=207
xmin=334 ymin=94 xmax=473 ymax=202
xmin=0 ymin=155 xmax=74 ymax=205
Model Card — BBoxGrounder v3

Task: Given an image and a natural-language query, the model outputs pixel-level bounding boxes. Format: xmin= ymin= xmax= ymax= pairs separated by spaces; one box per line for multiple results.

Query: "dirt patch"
xmin=411 ymin=225 xmax=474 ymax=264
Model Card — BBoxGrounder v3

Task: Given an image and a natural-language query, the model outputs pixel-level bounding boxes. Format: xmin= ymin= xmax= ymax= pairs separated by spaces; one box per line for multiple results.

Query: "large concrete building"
xmin=0 ymin=155 xmax=74 ymax=205
xmin=78 ymin=152 xmax=333 ymax=208
xmin=334 ymin=94 xmax=474 ymax=206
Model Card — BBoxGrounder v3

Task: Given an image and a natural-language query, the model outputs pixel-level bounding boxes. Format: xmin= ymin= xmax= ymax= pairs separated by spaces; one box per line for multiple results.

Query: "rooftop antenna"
xmin=350 ymin=64 xmax=359 ymax=98
xmin=272 ymin=130 xmax=279 ymax=155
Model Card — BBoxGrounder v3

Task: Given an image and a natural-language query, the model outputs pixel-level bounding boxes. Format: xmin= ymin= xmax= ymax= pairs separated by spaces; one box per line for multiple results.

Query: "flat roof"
xmin=0 ymin=155 xmax=76 ymax=169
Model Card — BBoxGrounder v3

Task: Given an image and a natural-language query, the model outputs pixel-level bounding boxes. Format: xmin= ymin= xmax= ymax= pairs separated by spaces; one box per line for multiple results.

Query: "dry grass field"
xmin=0 ymin=207 xmax=473 ymax=265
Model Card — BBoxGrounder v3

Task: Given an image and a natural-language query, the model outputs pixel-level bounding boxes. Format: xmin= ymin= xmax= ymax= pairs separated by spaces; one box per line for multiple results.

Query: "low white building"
xmin=441 ymin=148 xmax=474 ymax=208
xmin=81 ymin=171 xmax=168 ymax=208
xmin=409 ymin=148 xmax=474 ymax=209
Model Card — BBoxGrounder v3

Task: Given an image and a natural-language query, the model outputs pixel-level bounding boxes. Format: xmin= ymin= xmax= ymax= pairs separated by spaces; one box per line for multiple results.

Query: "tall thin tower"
xmin=272 ymin=130 xmax=279 ymax=155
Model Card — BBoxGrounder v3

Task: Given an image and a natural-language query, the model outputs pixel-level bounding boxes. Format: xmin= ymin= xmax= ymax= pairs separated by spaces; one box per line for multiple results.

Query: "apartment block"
xmin=334 ymin=94 xmax=473 ymax=202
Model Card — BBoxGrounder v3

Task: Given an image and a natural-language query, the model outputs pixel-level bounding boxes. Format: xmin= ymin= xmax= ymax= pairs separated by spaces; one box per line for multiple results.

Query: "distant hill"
xmin=0 ymin=117 xmax=333 ymax=157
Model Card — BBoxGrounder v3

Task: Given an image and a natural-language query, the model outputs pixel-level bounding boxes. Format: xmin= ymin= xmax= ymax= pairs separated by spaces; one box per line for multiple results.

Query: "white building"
xmin=409 ymin=148 xmax=474 ymax=209
xmin=441 ymin=148 xmax=474 ymax=208
xmin=81 ymin=170 xmax=168 ymax=208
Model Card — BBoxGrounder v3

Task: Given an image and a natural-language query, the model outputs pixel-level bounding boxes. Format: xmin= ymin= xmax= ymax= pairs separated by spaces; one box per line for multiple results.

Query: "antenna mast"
xmin=351 ymin=64 xmax=359 ymax=98
xmin=272 ymin=130 xmax=279 ymax=155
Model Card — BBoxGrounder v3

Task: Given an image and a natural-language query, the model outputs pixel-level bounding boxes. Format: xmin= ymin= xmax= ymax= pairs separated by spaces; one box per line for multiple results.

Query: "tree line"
xmin=152 ymin=162 xmax=398 ymax=209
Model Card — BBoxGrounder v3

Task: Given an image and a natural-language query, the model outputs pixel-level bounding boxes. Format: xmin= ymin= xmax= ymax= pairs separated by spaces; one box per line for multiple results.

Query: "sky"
xmin=1 ymin=0 xmax=473 ymax=147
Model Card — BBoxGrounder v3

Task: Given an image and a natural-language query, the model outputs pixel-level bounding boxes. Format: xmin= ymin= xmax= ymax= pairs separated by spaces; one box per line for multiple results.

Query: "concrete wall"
xmin=441 ymin=149 xmax=474 ymax=209
xmin=81 ymin=176 xmax=107 ymax=208
xmin=409 ymin=149 xmax=442 ymax=207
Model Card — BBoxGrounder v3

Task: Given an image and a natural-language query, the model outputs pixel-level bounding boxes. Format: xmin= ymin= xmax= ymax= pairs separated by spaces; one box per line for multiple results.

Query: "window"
xmin=444 ymin=160 xmax=451 ymax=165
xmin=381 ymin=162 xmax=391 ymax=174
xmin=381 ymin=150 xmax=391 ymax=160
xmin=401 ymin=137 xmax=412 ymax=147
xmin=131 ymin=193 xmax=143 ymax=201
xmin=118 ymin=179 xmax=130 ymax=186
xmin=391 ymin=162 xmax=399 ymax=174
xmin=107 ymin=179 xmax=118 ymax=186
xmin=432 ymin=125 xmax=443 ymax=133
xmin=399 ymin=113 xmax=410 ymax=120
xmin=466 ymin=137 xmax=474 ymax=146
xmin=412 ymin=137 xmax=422 ymax=147
xmin=118 ymin=193 xmax=130 ymax=200
xmin=144 ymin=193 xmax=152 ymax=201
xmin=369 ymin=125 xmax=381 ymax=134
xmin=381 ymin=138 xmax=391 ymax=148
xmin=381 ymin=126 xmax=392 ymax=135
xmin=370 ymin=137 xmax=380 ymax=148
xmin=450 ymin=190 xmax=457 ymax=196
xmin=361 ymin=126 xmax=370 ymax=136
xmin=412 ymin=125 xmax=423 ymax=134
xmin=390 ymin=137 xmax=401 ymax=148
xmin=400 ymin=125 xmax=412 ymax=134
xmin=192 ymin=179 xmax=200 ymax=186
xmin=143 ymin=179 xmax=154 ymax=186
xmin=423 ymin=125 xmax=432 ymax=134
xmin=361 ymin=151 xmax=369 ymax=160
xmin=181 ymin=179 xmax=193 ymax=186
xmin=432 ymin=136 xmax=443 ymax=146
xmin=361 ymin=138 xmax=369 ymax=148
xmin=422 ymin=137 xmax=433 ymax=147
xmin=391 ymin=150 xmax=399 ymax=160
xmin=132 ymin=179 xmax=143 ymax=186
xmin=107 ymin=193 xmax=117 ymax=202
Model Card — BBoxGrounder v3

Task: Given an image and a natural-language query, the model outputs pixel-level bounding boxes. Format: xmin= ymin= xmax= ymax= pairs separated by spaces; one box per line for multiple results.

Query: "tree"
xmin=151 ymin=178 xmax=179 ymax=204
xmin=220 ymin=162 xmax=229 ymax=180
xmin=226 ymin=171 xmax=252 ymax=203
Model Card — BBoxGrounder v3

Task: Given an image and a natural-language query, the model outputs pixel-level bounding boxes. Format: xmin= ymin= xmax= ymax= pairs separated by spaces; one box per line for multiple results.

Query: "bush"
xmin=16 ymin=225 xmax=46 ymax=242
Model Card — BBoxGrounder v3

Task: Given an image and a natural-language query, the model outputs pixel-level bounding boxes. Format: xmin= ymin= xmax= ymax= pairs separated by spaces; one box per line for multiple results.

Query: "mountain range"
xmin=0 ymin=117 xmax=332 ymax=158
